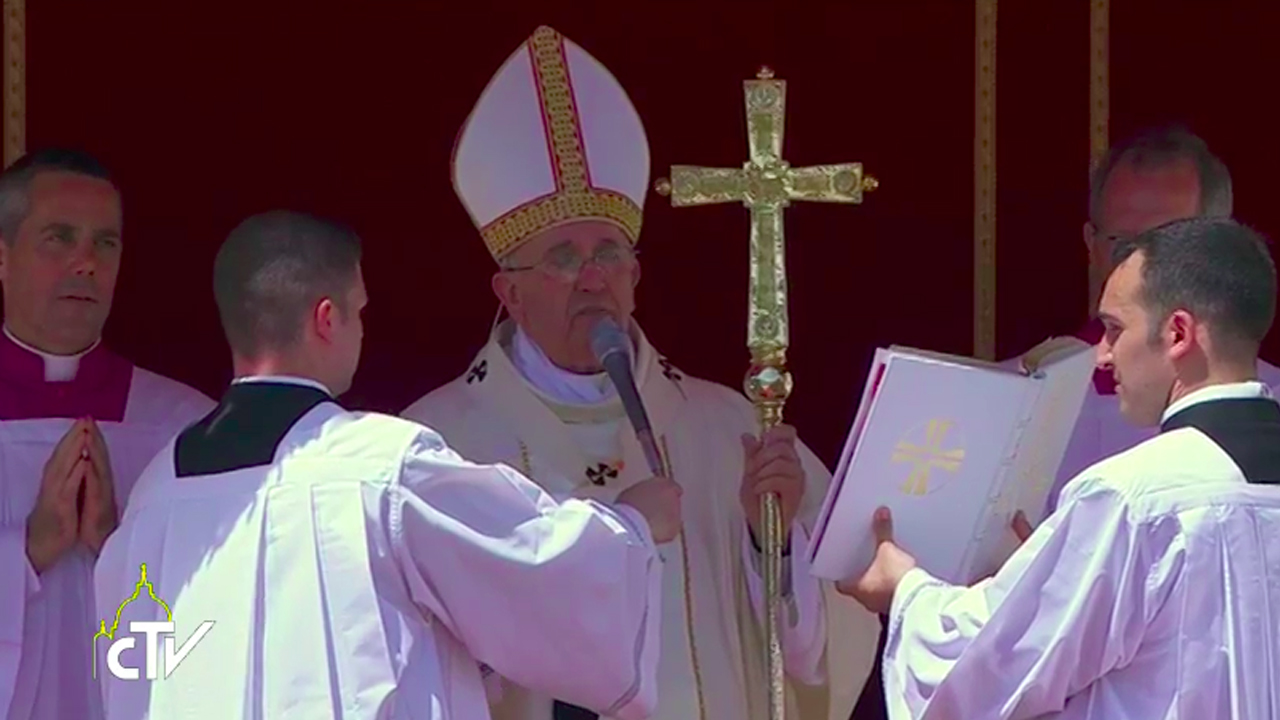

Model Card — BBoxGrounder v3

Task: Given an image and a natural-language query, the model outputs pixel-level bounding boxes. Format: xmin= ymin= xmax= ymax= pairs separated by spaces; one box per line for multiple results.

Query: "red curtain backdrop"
xmin=8 ymin=2 xmax=1280 ymax=718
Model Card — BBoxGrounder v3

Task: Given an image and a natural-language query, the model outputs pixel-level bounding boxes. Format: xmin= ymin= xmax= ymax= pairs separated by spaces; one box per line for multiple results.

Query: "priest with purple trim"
xmin=0 ymin=148 xmax=214 ymax=720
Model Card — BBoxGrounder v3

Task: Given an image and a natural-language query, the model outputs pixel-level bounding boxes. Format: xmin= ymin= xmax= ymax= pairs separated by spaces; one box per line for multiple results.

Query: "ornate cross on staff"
xmin=655 ymin=66 xmax=876 ymax=719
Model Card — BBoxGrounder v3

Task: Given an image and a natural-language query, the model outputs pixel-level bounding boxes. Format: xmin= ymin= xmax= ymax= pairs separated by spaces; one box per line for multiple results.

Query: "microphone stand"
xmin=591 ymin=318 xmax=666 ymax=478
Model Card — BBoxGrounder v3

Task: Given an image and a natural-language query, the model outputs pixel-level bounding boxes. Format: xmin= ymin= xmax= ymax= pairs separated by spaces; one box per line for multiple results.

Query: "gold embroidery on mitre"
xmin=479 ymin=26 xmax=644 ymax=261
xmin=531 ymin=26 xmax=589 ymax=195
xmin=482 ymin=191 xmax=642 ymax=260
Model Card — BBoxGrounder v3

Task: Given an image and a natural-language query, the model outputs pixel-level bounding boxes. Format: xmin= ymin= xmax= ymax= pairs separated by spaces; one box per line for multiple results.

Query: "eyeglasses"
xmin=1088 ymin=223 xmax=1134 ymax=245
xmin=503 ymin=244 xmax=639 ymax=281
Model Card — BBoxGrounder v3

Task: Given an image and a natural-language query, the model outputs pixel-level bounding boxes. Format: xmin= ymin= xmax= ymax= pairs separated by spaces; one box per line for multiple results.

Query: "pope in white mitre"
xmin=401 ymin=25 xmax=880 ymax=720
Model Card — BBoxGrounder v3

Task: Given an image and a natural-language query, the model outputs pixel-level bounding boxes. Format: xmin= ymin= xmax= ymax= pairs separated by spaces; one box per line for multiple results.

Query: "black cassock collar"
xmin=1160 ymin=396 xmax=1280 ymax=485
xmin=174 ymin=381 xmax=338 ymax=478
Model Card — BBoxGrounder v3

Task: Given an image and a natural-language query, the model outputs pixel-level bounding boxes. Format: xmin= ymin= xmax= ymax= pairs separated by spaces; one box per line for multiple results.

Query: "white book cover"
xmin=806 ymin=341 xmax=1095 ymax=585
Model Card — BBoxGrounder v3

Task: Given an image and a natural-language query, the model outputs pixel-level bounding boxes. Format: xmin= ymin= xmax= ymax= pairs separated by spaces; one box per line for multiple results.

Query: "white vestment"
xmin=93 ymin=378 xmax=662 ymax=720
xmin=402 ymin=320 xmax=880 ymax=720
xmin=883 ymin=382 xmax=1280 ymax=719
xmin=0 ymin=329 xmax=213 ymax=720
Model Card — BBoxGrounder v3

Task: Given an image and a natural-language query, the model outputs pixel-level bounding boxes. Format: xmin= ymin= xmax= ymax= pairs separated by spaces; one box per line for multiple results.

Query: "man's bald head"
xmin=1089 ymin=125 xmax=1232 ymax=230
xmin=1085 ymin=126 xmax=1233 ymax=307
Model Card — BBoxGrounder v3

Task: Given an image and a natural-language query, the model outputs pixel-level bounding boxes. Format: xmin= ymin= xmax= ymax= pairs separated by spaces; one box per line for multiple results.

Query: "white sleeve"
xmin=387 ymin=429 xmax=662 ymax=720
xmin=0 ymin=525 xmax=39 ymax=718
xmin=883 ymin=483 xmax=1181 ymax=719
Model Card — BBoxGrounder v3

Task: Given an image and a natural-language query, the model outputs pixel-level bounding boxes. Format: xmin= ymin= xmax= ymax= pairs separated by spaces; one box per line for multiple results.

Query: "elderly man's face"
xmin=491 ymin=220 xmax=640 ymax=373
xmin=0 ymin=171 xmax=123 ymax=354
xmin=1085 ymin=160 xmax=1201 ymax=284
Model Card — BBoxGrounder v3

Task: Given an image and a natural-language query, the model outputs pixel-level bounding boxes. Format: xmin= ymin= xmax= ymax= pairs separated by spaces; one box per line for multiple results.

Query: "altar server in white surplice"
xmin=400 ymin=24 xmax=879 ymax=720
xmin=0 ymin=149 xmax=213 ymax=720
xmin=840 ymin=216 xmax=1280 ymax=719
xmin=93 ymin=211 xmax=677 ymax=720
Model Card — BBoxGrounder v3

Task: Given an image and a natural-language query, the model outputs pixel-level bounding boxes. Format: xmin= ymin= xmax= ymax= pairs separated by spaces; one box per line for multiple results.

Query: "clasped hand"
xmin=25 ymin=417 xmax=118 ymax=574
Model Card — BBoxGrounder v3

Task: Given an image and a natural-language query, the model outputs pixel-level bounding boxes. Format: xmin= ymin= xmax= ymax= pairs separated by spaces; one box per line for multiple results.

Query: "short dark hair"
xmin=213 ymin=210 xmax=363 ymax=358
xmin=1111 ymin=217 xmax=1276 ymax=357
xmin=0 ymin=148 xmax=117 ymax=244
xmin=1088 ymin=125 xmax=1232 ymax=226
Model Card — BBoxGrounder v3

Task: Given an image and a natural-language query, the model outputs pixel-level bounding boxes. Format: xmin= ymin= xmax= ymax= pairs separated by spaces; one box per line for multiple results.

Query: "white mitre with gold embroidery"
xmin=452 ymin=25 xmax=650 ymax=262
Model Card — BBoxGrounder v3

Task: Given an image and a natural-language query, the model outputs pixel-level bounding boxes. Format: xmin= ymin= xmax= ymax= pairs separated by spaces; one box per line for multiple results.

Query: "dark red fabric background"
xmin=10 ymin=2 xmax=1280 ymax=717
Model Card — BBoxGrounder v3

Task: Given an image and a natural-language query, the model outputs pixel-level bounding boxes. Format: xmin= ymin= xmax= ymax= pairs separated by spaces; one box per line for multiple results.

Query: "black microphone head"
xmin=589 ymin=316 xmax=630 ymax=364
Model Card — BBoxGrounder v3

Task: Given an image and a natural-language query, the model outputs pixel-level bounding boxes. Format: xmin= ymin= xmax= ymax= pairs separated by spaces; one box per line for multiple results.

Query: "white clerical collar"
xmin=1161 ymin=380 xmax=1272 ymax=425
xmin=232 ymin=375 xmax=333 ymax=397
xmin=509 ymin=324 xmax=627 ymax=406
xmin=3 ymin=324 xmax=99 ymax=382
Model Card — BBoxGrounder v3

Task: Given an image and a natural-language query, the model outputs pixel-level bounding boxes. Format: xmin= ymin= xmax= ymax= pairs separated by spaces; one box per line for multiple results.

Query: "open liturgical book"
xmin=806 ymin=337 xmax=1096 ymax=586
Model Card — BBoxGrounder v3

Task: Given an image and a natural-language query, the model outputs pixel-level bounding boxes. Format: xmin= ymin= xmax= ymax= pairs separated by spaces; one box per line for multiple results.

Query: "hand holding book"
xmin=836 ymin=505 xmax=1040 ymax=613
xmin=806 ymin=340 xmax=1095 ymax=586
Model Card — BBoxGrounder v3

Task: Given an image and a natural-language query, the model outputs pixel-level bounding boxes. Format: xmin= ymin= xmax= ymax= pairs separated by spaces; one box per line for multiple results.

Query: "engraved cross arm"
xmin=656 ymin=161 xmax=877 ymax=208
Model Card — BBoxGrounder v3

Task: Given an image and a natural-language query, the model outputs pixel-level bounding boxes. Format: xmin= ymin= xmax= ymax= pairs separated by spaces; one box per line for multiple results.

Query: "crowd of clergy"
xmin=0 ymin=23 xmax=1276 ymax=720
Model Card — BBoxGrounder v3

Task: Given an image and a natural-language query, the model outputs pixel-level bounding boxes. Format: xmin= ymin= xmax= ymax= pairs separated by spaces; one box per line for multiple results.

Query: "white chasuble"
xmin=402 ymin=320 xmax=880 ymax=720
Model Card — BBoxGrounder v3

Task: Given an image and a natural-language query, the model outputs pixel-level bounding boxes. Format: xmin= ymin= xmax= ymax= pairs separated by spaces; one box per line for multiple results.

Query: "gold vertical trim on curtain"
xmin=3 ymin=0 xmax=23 ymax=168
xmin=974 ymin=0 xmax=997 ymax=360
xmin=1090 ymin=0 xmax=1109 ymax=174
xmin=1090 ymin=0 xmax=1109 ymax=316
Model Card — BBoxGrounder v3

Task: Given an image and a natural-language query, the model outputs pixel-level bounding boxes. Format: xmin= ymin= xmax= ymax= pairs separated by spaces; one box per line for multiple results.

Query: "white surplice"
xmin=402 ymin=320 xmax=880 ymax=720
xmin=93 ymin=380 xmax=662 ymax=720
xmin=883 ymin=382 xmax=1280 ymax=719
xmin=1050 ymin=358 xmax=1280 ymax=511
xmin=0 ymin=329 xmax=213 ymax=720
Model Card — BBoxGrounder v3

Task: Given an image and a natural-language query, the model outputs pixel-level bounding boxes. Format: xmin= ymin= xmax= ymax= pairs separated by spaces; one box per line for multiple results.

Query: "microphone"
xmin=590 ymin=316 xmax=666 ymax=477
